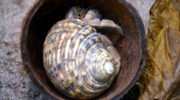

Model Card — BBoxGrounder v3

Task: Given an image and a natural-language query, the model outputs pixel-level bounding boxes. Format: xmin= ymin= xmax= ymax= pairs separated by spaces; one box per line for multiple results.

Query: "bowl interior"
xmin=21 ymin=0 xmax=145 ymax=99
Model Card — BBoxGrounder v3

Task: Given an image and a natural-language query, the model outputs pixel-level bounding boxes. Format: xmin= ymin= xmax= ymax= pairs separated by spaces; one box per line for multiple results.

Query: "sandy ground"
xmin=0 ymin=0 xmax=154 ymax=100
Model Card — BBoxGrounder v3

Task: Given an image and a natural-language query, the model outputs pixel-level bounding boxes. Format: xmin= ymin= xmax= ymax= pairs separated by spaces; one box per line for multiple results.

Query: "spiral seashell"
xmin=43 ymin=8 xmax=121 ymax=99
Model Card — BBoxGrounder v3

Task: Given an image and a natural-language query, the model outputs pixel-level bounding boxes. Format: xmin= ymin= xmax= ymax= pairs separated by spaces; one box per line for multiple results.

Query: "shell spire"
xmin=85 ymin=45 xmax=116 ymax=82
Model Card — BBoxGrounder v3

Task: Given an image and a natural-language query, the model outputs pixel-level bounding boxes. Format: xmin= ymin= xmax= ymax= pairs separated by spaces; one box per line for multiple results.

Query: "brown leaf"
xmin=139 ymin=0 xmax=180 ymax=100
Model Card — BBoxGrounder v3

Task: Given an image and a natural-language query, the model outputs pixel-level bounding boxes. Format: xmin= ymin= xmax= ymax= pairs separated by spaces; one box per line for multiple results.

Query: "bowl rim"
xmin=20 ymin=0 xmax=146 ymax=99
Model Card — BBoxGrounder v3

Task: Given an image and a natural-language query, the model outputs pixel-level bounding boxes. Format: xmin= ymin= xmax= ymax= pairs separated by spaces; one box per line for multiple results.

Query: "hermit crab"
xmin=43 ymin=7 xmax=123 ymax=99
xmin=21 ymin=0 xmax=146 ymax=99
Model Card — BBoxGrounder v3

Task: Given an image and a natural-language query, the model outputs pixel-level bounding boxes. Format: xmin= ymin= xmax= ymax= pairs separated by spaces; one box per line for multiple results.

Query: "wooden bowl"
xmin=21 ymin=0 xmax=146 ymax=99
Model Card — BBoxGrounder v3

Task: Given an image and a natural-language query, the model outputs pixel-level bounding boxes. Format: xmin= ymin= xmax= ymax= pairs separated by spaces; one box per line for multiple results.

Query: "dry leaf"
xmin=139 ymin=0 xmax=180 ymax=100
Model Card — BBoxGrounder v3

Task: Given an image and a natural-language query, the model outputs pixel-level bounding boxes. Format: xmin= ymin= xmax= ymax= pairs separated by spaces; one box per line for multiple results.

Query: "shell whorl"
xmin=84 ymin=43 xmax=115 ymax=81
xmin=43 ymin=19 xmax=119 ymax=99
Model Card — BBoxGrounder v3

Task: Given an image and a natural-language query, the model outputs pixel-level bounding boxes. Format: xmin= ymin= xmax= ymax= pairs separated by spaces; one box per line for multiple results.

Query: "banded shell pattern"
xmin=43 ymin=19 xmax=120 ymax=99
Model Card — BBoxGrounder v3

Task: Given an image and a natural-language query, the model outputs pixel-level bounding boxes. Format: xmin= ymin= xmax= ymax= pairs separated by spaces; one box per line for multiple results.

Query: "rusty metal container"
xmin=21 ymin=0 xmax=146 ymax=99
